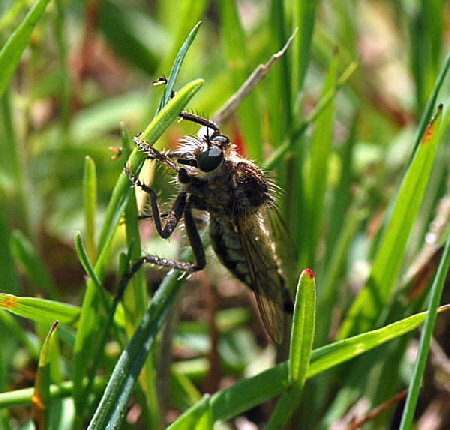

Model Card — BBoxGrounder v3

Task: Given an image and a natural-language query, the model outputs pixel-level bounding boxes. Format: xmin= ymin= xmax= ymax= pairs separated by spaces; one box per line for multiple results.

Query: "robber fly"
xmin=124 ymin=112 xmax=293 ymax=343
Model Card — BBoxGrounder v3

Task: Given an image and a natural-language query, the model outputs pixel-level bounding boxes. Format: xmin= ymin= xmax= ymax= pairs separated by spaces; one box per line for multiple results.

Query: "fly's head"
xmin=175 ymin=132 xmax=233 ymax=181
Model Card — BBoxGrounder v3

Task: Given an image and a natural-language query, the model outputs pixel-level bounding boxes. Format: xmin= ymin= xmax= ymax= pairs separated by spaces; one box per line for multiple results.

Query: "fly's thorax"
xmin=176 ymin=134 xmax=274 ymax=216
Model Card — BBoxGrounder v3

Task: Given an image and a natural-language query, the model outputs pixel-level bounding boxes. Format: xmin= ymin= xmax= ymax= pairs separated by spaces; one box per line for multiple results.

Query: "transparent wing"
xmin=263 ymin=205 xmax=298 ymax=297
xmin=235 ymin=209 xmax=289 ymax=343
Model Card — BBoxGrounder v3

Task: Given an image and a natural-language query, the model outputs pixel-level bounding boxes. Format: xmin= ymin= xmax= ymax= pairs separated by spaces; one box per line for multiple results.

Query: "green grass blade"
xmin=159 ymin=3 xmax=208 ymax=76
xmin=289 ymin=269 xmax=316 ymax=384
xmin=263 ymin=61 xmax=357 ymax=170
xmin=0 ymin=0 xmax=51 ymax=98
xmin=266 ymin=270 xmax=316 ymax=429
xmin=157 ymin=21 xmax=202 ymax=113
xmin=87 ymin=269 xmax=187 ymax=429
xmin=0 ymin=378 xmax=107 ymax=409
xmin=32 ymin=321 xmax=59 ymax=430
xmin=0 ymin=294 xmax=79 ymax=326
xmin=339 ymin=104 xmax=444 ymax=339
xmin=83 ymin=157 xmax=97 ymax=262
xmin=399 ymin=236 xmax=450 ymax=429
xmin=73 ymin=232 xmax=103 ymax=293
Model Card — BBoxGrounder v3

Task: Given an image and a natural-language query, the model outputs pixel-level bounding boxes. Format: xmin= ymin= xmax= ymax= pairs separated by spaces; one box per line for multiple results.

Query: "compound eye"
xmin=211 ymin=135 xmax=229 ymax=147
xmin=197 ymin=146 xmax=224 ymax=172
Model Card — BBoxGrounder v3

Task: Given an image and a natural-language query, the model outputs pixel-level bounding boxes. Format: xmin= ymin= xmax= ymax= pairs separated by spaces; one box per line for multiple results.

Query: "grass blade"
xmin=0 ymin=0 xmax=51 ymax=98
xmin=339 ymin=104 xmax=444 ymax=339
xmin=399 ymin=235 xmax=450 ymax=428
xmin=87 ymin=268 xmax=187 ymax=429
xmin=0 ymin=294 xmax=79 ymax=326
xmin=83 ymin=157 xmax=97 ymax=262
xmin=266 ymin=270 xmax=316 ymax=429
xmin=32 ymin=321 xmax=59 ymax=429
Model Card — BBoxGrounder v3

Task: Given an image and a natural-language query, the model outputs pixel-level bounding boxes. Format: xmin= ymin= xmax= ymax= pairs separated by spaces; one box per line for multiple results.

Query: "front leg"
xmin=134 ymin=136 xmax=181 ymax=172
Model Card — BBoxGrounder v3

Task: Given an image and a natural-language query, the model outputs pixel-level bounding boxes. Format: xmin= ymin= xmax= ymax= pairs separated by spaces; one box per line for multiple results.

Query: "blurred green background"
xmin=1 ymin=0 xmax=450 ymax=429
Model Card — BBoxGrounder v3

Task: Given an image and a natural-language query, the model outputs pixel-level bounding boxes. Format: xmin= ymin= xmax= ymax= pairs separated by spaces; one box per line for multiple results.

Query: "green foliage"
xmin=1 ymin=1 xmax=450 ymax=429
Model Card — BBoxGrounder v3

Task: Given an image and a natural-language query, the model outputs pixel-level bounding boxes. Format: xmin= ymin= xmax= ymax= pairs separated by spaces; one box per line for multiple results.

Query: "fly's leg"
xmin=124 ymin=167 xmax=185 ymax=239
xmin=120 ymin=173 xmax=206 ymax=293
xmin=133 ymin=136 xmax=182 ymax=172
xmin=133 ymin=200 xmax=206 ymax=274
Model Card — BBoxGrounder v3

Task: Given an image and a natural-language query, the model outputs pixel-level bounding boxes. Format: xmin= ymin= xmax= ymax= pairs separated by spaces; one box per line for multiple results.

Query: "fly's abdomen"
xmin=209 ymin=216 xmax=252 ymax=287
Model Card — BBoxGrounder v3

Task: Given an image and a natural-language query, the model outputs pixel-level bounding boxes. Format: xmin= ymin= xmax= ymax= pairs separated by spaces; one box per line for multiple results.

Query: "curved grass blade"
xmin=156 ymin=21 xmax=202 ymax=113
xmin=0 ymin=0 xmax=51 ymax=98
xmin=399 ymin=235 xmax=450 ymax=429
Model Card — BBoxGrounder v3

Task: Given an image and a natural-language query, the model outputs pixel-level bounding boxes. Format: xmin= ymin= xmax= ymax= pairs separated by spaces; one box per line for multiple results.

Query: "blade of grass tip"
xmin=212 ymin=29 xmax=297 ymax=128
xmin=289 ymin=269 xmax=316 ymax=384
xmin=32 ymin=321 xmax=59 ymax=430
xmin=0 ymin=0 xmax=51 ymax=98
xmin=410 ymin=51 xmax=450 ymax=157
xmin=266 ymin=269 xmax=316 ymax=429
xmin=338 ymin=103 xmax=444 ymax=339
xmin=157 ymin=21 xmax=202 ymax=113
xmin=0 ymin=294 xmax=79 ymax=326
xmin=83 ymin=157 xmax=97 ymax=262
xmin=399 ymin=236 xmax=450 ymax=428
